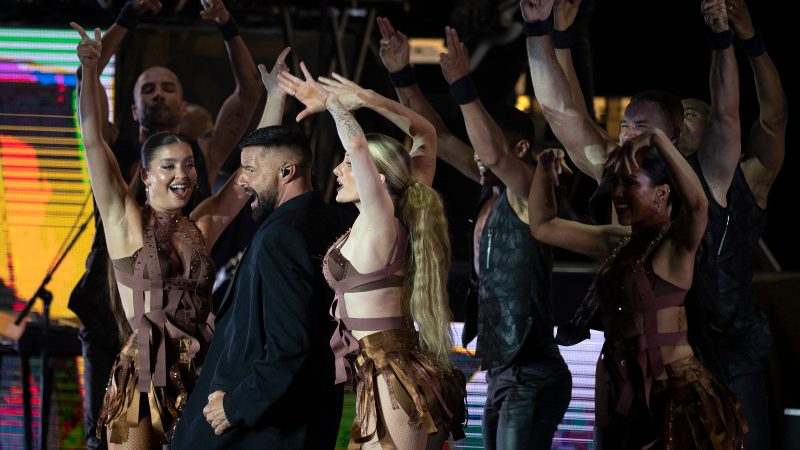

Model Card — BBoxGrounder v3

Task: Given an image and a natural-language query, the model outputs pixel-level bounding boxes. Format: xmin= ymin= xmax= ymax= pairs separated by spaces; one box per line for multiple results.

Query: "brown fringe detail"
xmin=348 ymin=329 xmax=466 ymax=448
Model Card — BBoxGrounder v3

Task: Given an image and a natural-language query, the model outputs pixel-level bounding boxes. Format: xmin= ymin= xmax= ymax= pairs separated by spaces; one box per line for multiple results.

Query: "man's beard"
xmin=141 ymin=108 xmax=181 ymax=131
xmin=250 ymin=188 xmax=277 ymax=222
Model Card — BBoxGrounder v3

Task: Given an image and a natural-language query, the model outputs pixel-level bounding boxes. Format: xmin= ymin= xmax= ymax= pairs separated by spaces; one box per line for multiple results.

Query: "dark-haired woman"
xmin=528 ymin=129 xmax=747 ymax=449
xmin=72 ymin=24 xmax=247 ymax=447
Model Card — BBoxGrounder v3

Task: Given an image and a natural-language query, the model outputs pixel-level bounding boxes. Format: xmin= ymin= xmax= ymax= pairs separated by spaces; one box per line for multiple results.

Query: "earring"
xmin=656 ymin=201 xmax=661 ymax=214
xmin=145 ymin=185 xmax=150 ymax=194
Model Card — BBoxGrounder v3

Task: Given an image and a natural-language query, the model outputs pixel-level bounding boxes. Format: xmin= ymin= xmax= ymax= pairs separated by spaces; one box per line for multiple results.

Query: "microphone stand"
xmin=15 ymin=212 xmax=93 ymax=450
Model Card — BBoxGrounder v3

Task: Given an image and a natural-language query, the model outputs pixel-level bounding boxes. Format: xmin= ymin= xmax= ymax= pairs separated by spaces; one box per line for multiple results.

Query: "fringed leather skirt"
xmin=96 ymin=334 xmax=197 ymax=444
xmin=349 ymin=328 xmax=467 ymax=449
xmin=605 ymin=356 xmax=748 ymax=449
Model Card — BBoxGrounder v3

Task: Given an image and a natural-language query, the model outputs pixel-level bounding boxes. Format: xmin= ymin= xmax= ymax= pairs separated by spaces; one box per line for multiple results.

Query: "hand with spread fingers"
xmin=439 ymin=26 xmax=470 ymax=84
xmin=376 ymin=16 xmax=410 ymax=73
xmin=537 ymin=148 xmax=573 ymax=186
xmin=258 ymin=46 xmax=291 ymax=96
xmin=317 ymin=73 xmax=371 ymax=111
xmin=278 ymin=62 xmax=330 ymax=122
xmin=70 ymin=22 xmax=102 ymax=68
xmin=200 ymin=0 xmax=230 ymax=25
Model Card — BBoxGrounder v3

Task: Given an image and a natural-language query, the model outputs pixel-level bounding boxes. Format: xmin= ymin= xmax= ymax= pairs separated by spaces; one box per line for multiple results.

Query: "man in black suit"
xmin=172 ymin=126 xmax=353 ymax=449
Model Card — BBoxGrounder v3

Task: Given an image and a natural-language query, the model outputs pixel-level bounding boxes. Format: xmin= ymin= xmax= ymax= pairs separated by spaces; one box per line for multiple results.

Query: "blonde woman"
xmin=280 ymin=64 xmax=466 ymax=449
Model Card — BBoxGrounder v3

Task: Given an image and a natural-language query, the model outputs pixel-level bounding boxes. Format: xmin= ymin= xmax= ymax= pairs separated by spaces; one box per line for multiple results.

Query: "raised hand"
xmin=439 ymin=26 xmax=470 ymax=84
xmin=278 ymin=62 xmax=330 ymax=122
xmin=318 ymin=73 xmax=370 ymax=111
xmin=258 ymin=47 xmax=291 ymax=96
xmin=701 ymin=0 xmax=729 ymax=33
xmin=132 ymin=0 xmax=163 ymax=15
xmin=553 ymin=0 xmax=581 ymax=31
xmin=520 ymin=0 xmax=556 ymax=23
xmin=726 ymin=0 xmax=755 ymax=39
xmin=537 ymin=148 xmax=573 ymax=186
xmin=376 ymin=16 xmax=410 ymax=73
xmin=70 ymin=22 xmax=102 ymax=68
xmin=200 ymin=0 xmax=230 ymax=25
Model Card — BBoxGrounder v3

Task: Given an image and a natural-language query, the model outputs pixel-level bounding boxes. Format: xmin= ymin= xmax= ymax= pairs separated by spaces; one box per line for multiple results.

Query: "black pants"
xmin=728 ymin=362 xmax=771 ymax=450
xmin=80 ymin=326 xmax=118 ymax=450
xmin=483 ymin=359 xmax=572 ymax=450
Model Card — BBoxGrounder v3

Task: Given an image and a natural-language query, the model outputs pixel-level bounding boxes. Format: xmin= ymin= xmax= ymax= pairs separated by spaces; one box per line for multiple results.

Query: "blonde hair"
xmin=366 ymin=134 xmax=453 ymax=367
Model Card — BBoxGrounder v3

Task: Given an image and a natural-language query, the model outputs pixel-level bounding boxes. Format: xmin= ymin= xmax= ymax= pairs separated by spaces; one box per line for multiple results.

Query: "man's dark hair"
xmin=239 ymin=125 xmax=312 ymax=166
xmin=486 ymin=103 xmax=536 ymax=164
xmin=630 ymin=90 xmax=684 ymax=140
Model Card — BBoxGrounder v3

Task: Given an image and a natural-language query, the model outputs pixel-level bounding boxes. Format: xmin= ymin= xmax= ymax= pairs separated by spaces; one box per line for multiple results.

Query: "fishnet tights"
xmin=360 ymin=373 xmax=448 ymax=450
xmin=106 ymin=416 xmax=164 ymax=450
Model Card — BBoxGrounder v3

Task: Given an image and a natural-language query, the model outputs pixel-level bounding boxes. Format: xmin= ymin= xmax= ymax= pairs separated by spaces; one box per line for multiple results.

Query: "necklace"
xmin=600 ymin=223 xmax=670 ymax=274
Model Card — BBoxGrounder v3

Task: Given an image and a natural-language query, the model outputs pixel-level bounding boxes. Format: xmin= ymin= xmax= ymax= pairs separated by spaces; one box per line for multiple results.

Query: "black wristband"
xmin=523 ymin=17 xmax=553 ymax=37
xmin=736 ymin=33 xmax=766 ymax=58
xmin=389 ymin=65 xmax=416 ymax=88
xmin=449 ymin=75 xmax=479 ymax=105
xmin=216 ymin=15 xmax=240 ymax=41
xmin=115 ymin=1 xmax=138 ymax=30
xmin=707 ymin=28 xmax=734 ymax=49
xmin=551 ymin=25 xmax=576 ymax=49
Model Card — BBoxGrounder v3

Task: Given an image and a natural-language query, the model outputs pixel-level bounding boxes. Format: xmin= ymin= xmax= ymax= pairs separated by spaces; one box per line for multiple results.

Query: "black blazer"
xmin=172 ymin=192 xmax=353 ymax=449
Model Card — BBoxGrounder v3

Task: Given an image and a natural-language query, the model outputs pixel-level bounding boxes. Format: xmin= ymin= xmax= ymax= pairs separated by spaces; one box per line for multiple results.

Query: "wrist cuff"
xmin=524 ymin=17 xmax=553 ymax=37
xmin=449 ymin=75 xmax=479 ymax=105
xmin=115 ymin=1 xmax=138 ymax=30
xmin=736 ymin=32 xmax=766 ymax=57
xmin=389 ymin=65 xmax=416 ymax=88
xmin=551 ymin=25 xmax=576 ymax=49
xmin=707 ymin=28 xmax=734 ymax=50
xmin=217 ymin=15 xmax=240 ymax=42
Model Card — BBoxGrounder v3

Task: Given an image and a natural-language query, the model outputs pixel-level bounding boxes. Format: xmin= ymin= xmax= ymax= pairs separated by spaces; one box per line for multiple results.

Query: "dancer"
xmin=280 ymin=63 xmax=467 ymax=449
xmin=73 ymin=23 xmax=246 ymax=447
xmin=528 ymin=134 xmax=747 ymax=448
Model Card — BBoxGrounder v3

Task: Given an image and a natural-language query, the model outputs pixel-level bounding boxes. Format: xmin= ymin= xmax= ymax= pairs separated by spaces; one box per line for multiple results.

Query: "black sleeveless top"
xmin=476 ymin=190 xmax=560 ymax=369
xmin=687 ymin=155 xmax=771 ymax=371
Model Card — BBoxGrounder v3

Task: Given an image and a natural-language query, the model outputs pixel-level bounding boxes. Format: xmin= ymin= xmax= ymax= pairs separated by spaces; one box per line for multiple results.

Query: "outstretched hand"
xmin=200 ymin=0 xmax=230 ymax=25
xmin=258 ymin=46 xmax=291 ymax=96
xmin=520 ymin=0 xmax=556 ymax=23
xmin=439 ymin=26 xmax=470 ymax=84
xmin=701 ymin=0 xmax=729 ymax=33
xmin=376 ymin=16 xmax=410 ymax=73
xmin=318 ymin=73 xmax=370 ymax=111
xmin=278 ymin=62 xmax=330 ymax=122
xmin=537 ymin=148 xmax=573 ymax=186
xmin=553 ymin=0 xmax=581 ymax=31
xmin=70 ymin=22 xmax=102 ymax=68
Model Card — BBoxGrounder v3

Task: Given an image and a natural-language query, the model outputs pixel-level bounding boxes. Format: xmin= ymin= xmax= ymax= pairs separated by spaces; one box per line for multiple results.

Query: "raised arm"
xmin=317 ymin=73 xmax=437 ymax=186
xmin=76 ymin=0 xmax=163 ymax=145
xmin=279 ymin=63 xmax=395 ymax=226
xmin=728 ymin=0 xmax=787 ymax=208
xmin=624 ymin=130 xmax=708 ymax=273
xmin=189 ymin=169 xmax=249 ymax=252
xmin=521 ymin=0 xmax=614 ymax=182
xmin=528 ymin=148 xmax=627 ymax=257
xmin=696 ymin=0 xmax=741 ymax=205
xmin=376 ymin=16 xmax=480 ymax=183
xmin=256 ymin=47 xmax=291 ymax=128
xmin=73 ymin=23 xmax=140 ymax=258
xmin=439 ymin=26 xmax=534 ymax=205
xmin=198 ymin=0 xmax=262 ymax=185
